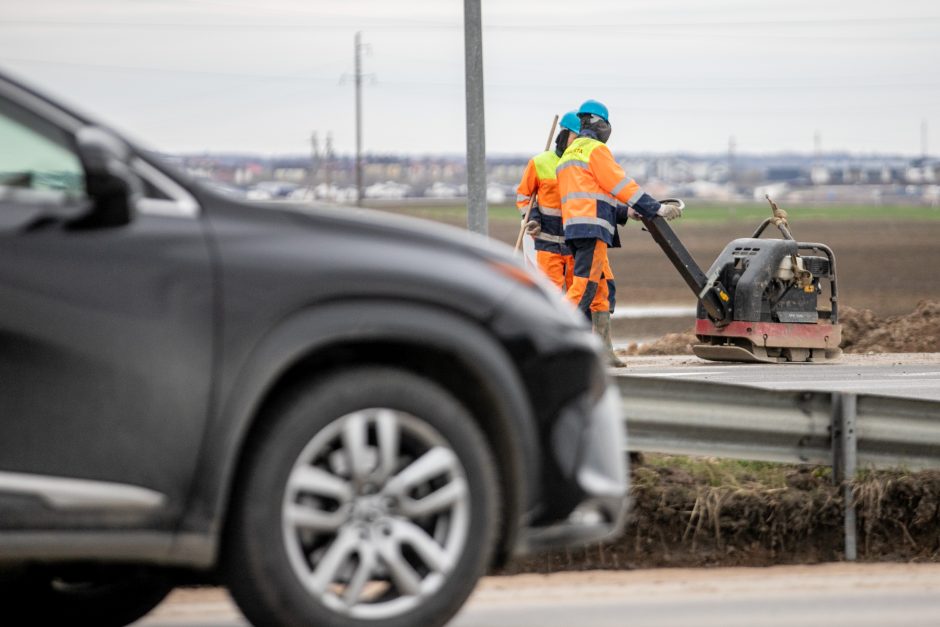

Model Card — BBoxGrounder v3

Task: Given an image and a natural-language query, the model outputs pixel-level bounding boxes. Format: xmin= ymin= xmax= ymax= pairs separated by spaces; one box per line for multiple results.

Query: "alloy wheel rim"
xmin=281 ymin=408 xmax=470 ymax=619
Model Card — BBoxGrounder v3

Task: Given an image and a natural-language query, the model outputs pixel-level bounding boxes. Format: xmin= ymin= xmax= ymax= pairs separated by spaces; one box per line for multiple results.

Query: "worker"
xmin=515 ymin=111 xmax=582 ymax=291
xmin=556 ymin=99 xmax=682 ymax=365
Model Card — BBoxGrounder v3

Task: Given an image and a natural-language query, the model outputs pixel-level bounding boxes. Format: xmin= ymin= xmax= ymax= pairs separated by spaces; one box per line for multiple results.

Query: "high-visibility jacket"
xmin=515 ymin=150 xmax=569 ymax=255
xmin=556 ymin=136 xmax=661 ymax=245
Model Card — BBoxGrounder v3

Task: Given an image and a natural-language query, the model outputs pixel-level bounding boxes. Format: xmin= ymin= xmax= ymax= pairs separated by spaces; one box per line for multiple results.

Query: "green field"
xmin=659 ymin=202 xmax=940 ymax=223
xmin=374 ymin=202 xmax=940 ymax=224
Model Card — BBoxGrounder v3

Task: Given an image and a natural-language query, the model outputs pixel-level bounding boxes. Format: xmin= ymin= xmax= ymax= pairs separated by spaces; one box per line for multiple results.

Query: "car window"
xmin=0 ymin=103 xmax=86 ymax=205
xmin=131 ymin=157 xmax=200 ymax=218
xmin=139 ymin=174 xmax=171 ymax=201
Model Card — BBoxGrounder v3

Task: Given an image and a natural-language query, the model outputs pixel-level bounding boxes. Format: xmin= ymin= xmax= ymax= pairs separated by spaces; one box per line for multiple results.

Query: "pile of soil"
xmin=841 ymin=300 xmax=940 ymax=353
xmin=503 ymin=464 xmax=940 ymax=573
xmin=617 ymin=300 xmax=940 ymax=357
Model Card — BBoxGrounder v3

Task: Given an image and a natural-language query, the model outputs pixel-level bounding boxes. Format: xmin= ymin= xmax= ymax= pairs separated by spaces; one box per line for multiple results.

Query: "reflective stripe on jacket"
xmin=556 ymin=137 xmax=660 ymax=244
xmin=516 ymin=150 xmax=569 ymax=254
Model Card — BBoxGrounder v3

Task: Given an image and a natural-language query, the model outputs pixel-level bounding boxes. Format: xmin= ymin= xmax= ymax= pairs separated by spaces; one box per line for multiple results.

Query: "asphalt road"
xmin=614 ymin=354 xmax=940 ymax=402
xmin=136 ymin=563 xmax=940 ymax=627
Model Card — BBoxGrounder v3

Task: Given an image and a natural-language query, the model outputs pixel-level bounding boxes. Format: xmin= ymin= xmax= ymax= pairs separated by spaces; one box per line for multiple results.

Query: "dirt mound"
xmin=841 ymin=300 xmax=940 ymax=353
xmin=617 ymin=301 xmax=940 ymax=357
xmin=503 ymin=461 xmax=940 ymax=573
xmin=839 ymin=306 xmax=881 ymax=347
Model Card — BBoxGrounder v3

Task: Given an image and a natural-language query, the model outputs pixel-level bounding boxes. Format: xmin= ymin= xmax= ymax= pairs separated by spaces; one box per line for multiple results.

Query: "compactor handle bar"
xmin=752 ymin=195 xmax=794 ymax=240
xmin=638 ymin=199 xmax=732 ymax=326
xmin=751 ymin=218 xmax=794 ymax=241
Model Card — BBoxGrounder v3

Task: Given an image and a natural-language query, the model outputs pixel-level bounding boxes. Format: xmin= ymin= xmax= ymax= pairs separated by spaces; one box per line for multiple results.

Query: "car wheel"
xmin=1 ymin=565 xmax=173 ymax=627
xmin=225 ymin=367 xmax=501 ymax=627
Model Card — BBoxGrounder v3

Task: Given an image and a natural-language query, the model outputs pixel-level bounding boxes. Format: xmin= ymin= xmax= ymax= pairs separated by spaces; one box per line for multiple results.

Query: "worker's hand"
xmin=524 ymin=219 xmax=541 ymax=236
xmin=656 ymin=203 xmax=683 ymax=221
xmin=628 ymin=207 xmax=640 ymax=220
xmin=657 ymin=198 xmax=685 ymax=220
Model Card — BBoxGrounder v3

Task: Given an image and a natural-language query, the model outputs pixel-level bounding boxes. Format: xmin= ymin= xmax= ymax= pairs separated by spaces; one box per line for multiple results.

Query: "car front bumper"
xmin=515 ymin=384 xmax=629 ymax=554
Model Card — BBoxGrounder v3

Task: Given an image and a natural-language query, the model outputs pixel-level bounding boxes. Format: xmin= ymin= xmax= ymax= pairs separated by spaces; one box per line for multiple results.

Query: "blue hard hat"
xmin=559 ymin=110 xmax=581 ymax=134
xmin=578 ymin=99 xmax=609 ymax=122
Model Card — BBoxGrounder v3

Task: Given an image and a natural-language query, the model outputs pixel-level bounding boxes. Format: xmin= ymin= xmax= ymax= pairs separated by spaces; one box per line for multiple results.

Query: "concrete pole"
xmin=355 ymin=31 xmax=364 ymax=207
xmin=463 ymin=0 xmax=488 ymax=235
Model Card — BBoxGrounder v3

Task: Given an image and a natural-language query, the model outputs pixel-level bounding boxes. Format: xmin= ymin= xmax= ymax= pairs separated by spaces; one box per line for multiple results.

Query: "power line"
xmin=0 ymin=57 xmax=336 ymax=80
xmin=6 ymin=57 xmax=940 ymax=92
xmin=485 ymin=16 xmax=940 ymax=30
xmin=2 ymin=16 xmax=938 ymax=30
xmin=0 ymin=19 xmax=460 ymax=30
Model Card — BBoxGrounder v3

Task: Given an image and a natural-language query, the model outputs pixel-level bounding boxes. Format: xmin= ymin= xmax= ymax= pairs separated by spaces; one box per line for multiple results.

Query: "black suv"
xmin=0 ymin=69 xmax=627 ymax=627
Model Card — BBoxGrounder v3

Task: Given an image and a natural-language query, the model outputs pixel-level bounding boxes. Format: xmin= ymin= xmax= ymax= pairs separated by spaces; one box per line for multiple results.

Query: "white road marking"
xmin=884 ymin=372 xmax=940 ymax=378
xmin=768 ymin=380 xmax=939 ymax=389
xmin=635 ymin=371 xmax=718 ymax=377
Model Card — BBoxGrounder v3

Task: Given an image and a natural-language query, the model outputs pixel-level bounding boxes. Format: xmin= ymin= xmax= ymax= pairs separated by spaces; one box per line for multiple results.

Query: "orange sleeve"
xmin=589 ymin=145 xmax=641 ymax=205
xmin=515 ymin=159 xmax=538 ymax=214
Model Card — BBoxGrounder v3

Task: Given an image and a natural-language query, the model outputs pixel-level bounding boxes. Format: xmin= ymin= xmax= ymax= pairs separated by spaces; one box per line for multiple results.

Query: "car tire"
xmin=225 ymin=366 xmax=501 ymax=627
xmin=1 ymin=565 xmax=173 ymax=627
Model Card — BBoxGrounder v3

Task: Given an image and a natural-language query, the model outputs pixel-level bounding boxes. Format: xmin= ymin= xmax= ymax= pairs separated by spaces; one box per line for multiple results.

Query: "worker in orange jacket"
xmin=515 ymin=111 xmax=581 ymax=291
xmin=557 ymin=99 xmax=682 ymax=364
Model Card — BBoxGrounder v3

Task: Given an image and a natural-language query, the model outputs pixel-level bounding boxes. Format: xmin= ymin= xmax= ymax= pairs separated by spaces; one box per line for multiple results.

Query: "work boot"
xmin=591 ymin=311 xmax=626 ymax=367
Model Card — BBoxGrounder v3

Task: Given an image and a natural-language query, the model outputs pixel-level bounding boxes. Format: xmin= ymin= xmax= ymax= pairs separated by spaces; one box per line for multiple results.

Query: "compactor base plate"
xmin=694 ymin=319 xmax=843 ymax=364
xmin=692 ymin=343 xmax=843 ymax=364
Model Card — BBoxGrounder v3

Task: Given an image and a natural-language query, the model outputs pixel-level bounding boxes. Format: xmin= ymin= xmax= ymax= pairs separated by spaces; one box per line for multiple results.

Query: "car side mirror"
xmin=74 ymin=126 xmax=142 ymax=228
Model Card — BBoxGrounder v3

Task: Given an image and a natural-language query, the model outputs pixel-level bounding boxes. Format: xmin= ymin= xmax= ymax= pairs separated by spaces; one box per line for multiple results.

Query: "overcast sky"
xmin=1 ymin=0 xmax=938 ymax=157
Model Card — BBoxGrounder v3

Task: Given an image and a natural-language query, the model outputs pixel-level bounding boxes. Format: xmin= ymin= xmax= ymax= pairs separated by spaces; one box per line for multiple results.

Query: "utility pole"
xmin=727 ymin=135 xmax=736 ymax=186
xmin=922 ymin=119 xmax=929 ymax=159
xmin=354 ymin=32 xmax=365 ymax=207
xmin=463 ymin=0 xmax=487 ymax=235
xmin=811 ymin=130 xmax=825 ymax=187
xmin=325 ymin=132 xmax=334 ymax=200
xmin=308 ymin=131 xmax=320 ymax=199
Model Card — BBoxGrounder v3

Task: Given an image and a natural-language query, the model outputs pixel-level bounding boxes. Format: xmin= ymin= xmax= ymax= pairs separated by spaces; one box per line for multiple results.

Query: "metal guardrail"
xmin=617 ymin=375 xmax=940 ymax=560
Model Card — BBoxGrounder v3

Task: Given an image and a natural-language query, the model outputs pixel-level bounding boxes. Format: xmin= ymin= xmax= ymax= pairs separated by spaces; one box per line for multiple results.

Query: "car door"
xmin=0 ymin=87 xmax=214 ymax=532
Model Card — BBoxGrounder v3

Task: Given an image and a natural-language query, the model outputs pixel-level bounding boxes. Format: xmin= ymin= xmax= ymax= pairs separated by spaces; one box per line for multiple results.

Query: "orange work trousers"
xmin=565 ymin=238 xmax=616 ymax=319
xmin=535 ymin=250 xmax=574 ymax=293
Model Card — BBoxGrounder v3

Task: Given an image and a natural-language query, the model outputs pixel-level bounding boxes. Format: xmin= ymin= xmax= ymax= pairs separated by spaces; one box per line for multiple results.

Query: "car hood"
xmin=193 ymin=186 xmax=578 ymax=318
xmin=268 ymin=199 xmax=517 ymax=264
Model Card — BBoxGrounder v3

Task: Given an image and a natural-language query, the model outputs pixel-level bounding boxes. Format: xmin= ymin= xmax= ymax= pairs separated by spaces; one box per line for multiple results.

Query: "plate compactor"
xmin=640 ymin=198 xmax=842 ymax=364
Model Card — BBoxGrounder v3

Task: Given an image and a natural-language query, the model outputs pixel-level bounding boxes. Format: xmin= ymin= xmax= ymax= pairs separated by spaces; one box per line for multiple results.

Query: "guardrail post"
xmin=831 ymin=392 xmax=858 ymax=561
